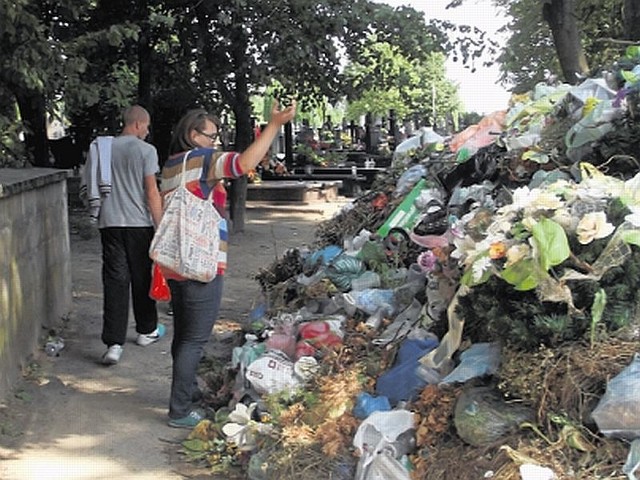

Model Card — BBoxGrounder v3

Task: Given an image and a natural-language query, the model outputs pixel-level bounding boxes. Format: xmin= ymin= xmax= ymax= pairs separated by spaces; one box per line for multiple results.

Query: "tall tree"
xmin=167 ymin=0 xmax=444 ymax=231
xmin=0 ymin=0 xmax=64 ymax=166
xmin=495 ymin=0 xmax=627 ymax=91
xmin=624 ymin=0 xmax=640 ymax=40
xmin=542 ymin=0 xmax=589 ymax=84
xmin=344 ymin=39 xmax=461 ymax=124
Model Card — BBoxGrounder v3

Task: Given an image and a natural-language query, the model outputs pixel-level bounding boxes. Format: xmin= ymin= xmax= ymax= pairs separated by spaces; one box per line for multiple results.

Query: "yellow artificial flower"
xmin=489 ymin=241 xmax=507 ymax=260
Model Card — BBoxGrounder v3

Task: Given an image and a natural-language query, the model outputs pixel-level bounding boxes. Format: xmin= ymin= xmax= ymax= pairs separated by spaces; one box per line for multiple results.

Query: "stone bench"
xmin=247 ymin=180 xmax=341 ymax=203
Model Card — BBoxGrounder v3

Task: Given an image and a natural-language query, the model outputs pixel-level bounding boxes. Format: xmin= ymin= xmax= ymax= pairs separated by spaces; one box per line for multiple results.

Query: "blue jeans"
xmin=167 ymin=276 xmax=224 ymax=419
xmin=100 ymin=227 xmax=158 ymax=346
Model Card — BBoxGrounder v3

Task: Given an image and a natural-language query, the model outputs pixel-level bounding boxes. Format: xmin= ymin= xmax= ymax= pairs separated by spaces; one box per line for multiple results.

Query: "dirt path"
xmin=0 ymin=199 xmax=347 ymax=480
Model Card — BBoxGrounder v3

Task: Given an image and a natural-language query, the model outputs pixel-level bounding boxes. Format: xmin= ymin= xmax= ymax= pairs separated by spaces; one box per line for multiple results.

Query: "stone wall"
xmin=0 ymin=168 xmax=72 ymax=397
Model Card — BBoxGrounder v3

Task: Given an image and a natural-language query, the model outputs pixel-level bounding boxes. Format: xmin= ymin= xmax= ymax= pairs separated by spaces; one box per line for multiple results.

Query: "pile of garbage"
xmin=184 ymin=51 xmax=640 ymax=480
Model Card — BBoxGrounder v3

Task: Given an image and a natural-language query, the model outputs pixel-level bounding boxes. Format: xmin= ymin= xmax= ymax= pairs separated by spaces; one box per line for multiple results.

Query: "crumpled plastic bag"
xmin=623 ymin=438 xmax=640 ymax=480
xmin=393 ymin=127 xmax=444 ymax=158
xmin=325 ymin=254 xmax=366 ymax=292
xmin=449 ymin=110 xmax=506 ymax=160
xmin=565 ymin=99 xmax=625 ymax=162
xmin=393 ymin=164 xmax=427 ymax=198
xmin=454 ymin=386 xmax=533 ymax=447
xmin=592 ymin=353 xmax=640 ymax=440
xmin=348 ymin=288 xmax=396 ymax=316
xmin=305 ymin=245 xmax=343 ymax=268
xmin=440 ymin=342 xmax=502 ymax=385
xmin=353 ymin=410 xmax=415 ymax=480
xmin=376 ymin=336 xmax=439 ymax=405
xmin=246 ymin=350 xmax=301 ymax=395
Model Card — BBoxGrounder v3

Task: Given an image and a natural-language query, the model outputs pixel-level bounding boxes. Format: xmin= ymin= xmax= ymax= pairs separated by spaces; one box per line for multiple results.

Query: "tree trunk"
xmin=228 ymin=27 xmax=252 ymax=234
xmin=542 ymin=0 xmax=589 ymax=84
xmin=624 ymin=0 xmax=640 ymax=41
xmin=15 ymin=90 xmax=49 ymax=167
xmin=137 ymin=17 xmax=153 ymax=111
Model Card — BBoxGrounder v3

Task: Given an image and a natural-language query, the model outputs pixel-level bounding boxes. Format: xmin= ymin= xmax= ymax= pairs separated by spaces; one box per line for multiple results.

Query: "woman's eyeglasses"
xmin=197 ymin=130 xmax=219 ymax=142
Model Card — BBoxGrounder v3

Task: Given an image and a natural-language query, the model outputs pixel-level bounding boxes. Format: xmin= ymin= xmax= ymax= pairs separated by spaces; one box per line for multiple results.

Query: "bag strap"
xmin=180 ymin=149 xmax=215 ymax=201
xmin=180 ymin=150 xmax=190 ymax=187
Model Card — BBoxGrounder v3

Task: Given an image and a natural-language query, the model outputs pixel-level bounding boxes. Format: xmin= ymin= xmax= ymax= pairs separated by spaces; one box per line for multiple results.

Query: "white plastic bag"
xmin=592 ymin=353 xmax=640 ymax=440
xmin=353 ymin=410 xmax=415 ymax=480
xmin=245 ymin=350 xmax=301 ymax=395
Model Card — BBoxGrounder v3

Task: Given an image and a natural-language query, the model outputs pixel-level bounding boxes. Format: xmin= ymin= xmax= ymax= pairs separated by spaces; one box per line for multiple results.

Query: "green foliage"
xmin=457 ymin=243 xmax=640 ymax=352
xmin=1 ymin=0 xmax=451 ymax=166
xmin=495 ymin=0 xmax=626 ymax=92
xmin=500 ymin=258 xmax=541 ymax=291
xmin=531 ymin=218 xmax=570 ymax=271
xmin=589 ymin=288 xmax=606 ymax=347
xmin=263 ymin=387 xmax=319 ymax=423
xmin=344 ymin=39 xmax=462 ymax=121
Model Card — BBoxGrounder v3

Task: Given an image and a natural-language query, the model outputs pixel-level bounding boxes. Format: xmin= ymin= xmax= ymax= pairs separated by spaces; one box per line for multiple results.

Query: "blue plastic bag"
xmin=353 ymin=392 xmax=391 ymax=419
xmin=376 ymin=337 xmax=439 ymax=405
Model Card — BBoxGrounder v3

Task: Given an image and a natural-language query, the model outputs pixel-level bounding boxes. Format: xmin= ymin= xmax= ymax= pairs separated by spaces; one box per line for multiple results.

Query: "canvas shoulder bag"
xmin=149 ymin=151 xmax=221 ymax=282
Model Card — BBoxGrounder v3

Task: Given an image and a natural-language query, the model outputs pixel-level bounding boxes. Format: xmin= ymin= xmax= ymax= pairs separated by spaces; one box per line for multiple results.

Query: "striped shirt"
xmin=159 ymin=148 xmax=243 ymax=279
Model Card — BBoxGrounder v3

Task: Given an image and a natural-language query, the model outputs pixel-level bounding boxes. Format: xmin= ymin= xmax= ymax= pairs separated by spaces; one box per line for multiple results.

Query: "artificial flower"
xmin=521 ymin=216 xmax=538 ymax=231
xmin=625 ymin=205 xmax=640 ymax=227
xmin=622 ymin=172 xmax=640 ymax=206
xmin=485 ymin=218 xmax=513 ymax=237
xmin=450 ymin=235 xmax=478 ymax=265
xmin=222 ymin=402 xmax=274 ymax=451
xmin=498 ymin=186 xmax=533 ymax=215
xmin=527 ymin=191 xmax=563 ymax=212
xmin=504 ymin=243 xmax=531 ymax=267
xmin=489 ymin=241 xmax=507 ymax=260
xmin=417 ymin=251 xmax=438 ymax=273
xmin=472 ymin=256 xmax=492 ymax=283
xmin=576 ymin=211 xmax=615 ymax=244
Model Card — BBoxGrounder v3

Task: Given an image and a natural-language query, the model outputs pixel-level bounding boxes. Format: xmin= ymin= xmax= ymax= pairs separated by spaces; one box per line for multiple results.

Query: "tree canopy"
xmin=495 ymin=0 xmax=636 ymax=91
xmin=0 ymin=0 xmax=457 ymax=230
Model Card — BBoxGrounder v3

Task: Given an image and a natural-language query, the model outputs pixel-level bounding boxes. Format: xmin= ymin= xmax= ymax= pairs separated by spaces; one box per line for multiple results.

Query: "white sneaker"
xmin=102 ymin=345 xmax=123 ymax=365
xmin=136 ymin=323 xmax=166 ymax=347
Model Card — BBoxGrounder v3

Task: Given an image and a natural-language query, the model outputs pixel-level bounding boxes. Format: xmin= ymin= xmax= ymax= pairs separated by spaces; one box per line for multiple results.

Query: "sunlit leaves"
xmin=344 ymin=38 xmax=461 ymax=120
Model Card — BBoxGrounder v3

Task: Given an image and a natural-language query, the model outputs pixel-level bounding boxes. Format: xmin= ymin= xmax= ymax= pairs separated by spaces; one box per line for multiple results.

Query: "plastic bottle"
xmin=45 ymin=338 xmax=65 ymax=356
xmin=365 ymin=308 xmax=387 ymax=329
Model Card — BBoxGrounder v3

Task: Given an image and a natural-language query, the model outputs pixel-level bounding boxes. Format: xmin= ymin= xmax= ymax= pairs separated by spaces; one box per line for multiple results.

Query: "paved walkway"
xmin=0 ymin=199 xmax=346 ymax=480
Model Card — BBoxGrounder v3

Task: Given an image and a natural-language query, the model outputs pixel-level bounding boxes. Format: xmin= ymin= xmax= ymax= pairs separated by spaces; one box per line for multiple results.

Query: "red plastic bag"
xmin=149 ymin=263 xmax=171 ymax=302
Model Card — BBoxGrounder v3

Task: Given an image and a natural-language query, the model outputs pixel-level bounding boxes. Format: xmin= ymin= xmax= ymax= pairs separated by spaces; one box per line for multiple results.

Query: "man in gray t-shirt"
xmin=97 ymin=105 xmax=165 ymax=365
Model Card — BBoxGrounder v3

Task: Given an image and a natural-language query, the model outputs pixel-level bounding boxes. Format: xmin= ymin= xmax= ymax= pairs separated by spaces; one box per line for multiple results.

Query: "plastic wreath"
xmin=456 ymin=164 xmax=640 ymax=294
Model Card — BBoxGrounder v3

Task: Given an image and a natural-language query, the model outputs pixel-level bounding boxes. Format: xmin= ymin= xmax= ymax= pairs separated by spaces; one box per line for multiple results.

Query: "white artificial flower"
xmin=527 ymin=191 xmax=563 ymax=212
xmin=546 ymin=179 xmax=573 ymax=196
xmin=472 ymin=256 xmax=493 ymax=283
xmin=521 ymin=216 xmax=538 ymax=231
xmin=451 ymin=235 xmax=481 ymax=266
xmin=505 ymin=243 xmax=531 ymax=267
xmin=498 ymin=186 xmax=533 ymax=215
xmin=625 ymin=205 xmax=640 ymax=227
xmin=580 ymin=174 xmax=623 ymax=200
xmin=576 ymin=211 xmax=615 ymax=244
xmin=222 ymin=402 xmax=273 ymax=451
xmin=623 ymin=172 xmax=640 ymax=206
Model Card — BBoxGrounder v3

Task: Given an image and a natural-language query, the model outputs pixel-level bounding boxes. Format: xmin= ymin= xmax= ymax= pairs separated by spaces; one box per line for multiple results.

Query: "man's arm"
xmin=144 ymin=174 xmax=163 ymax=228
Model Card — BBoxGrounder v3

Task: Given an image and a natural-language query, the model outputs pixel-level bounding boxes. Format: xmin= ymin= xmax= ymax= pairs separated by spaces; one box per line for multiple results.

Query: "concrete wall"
xmin=0 ymin=168 xmax=72 ymax=397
